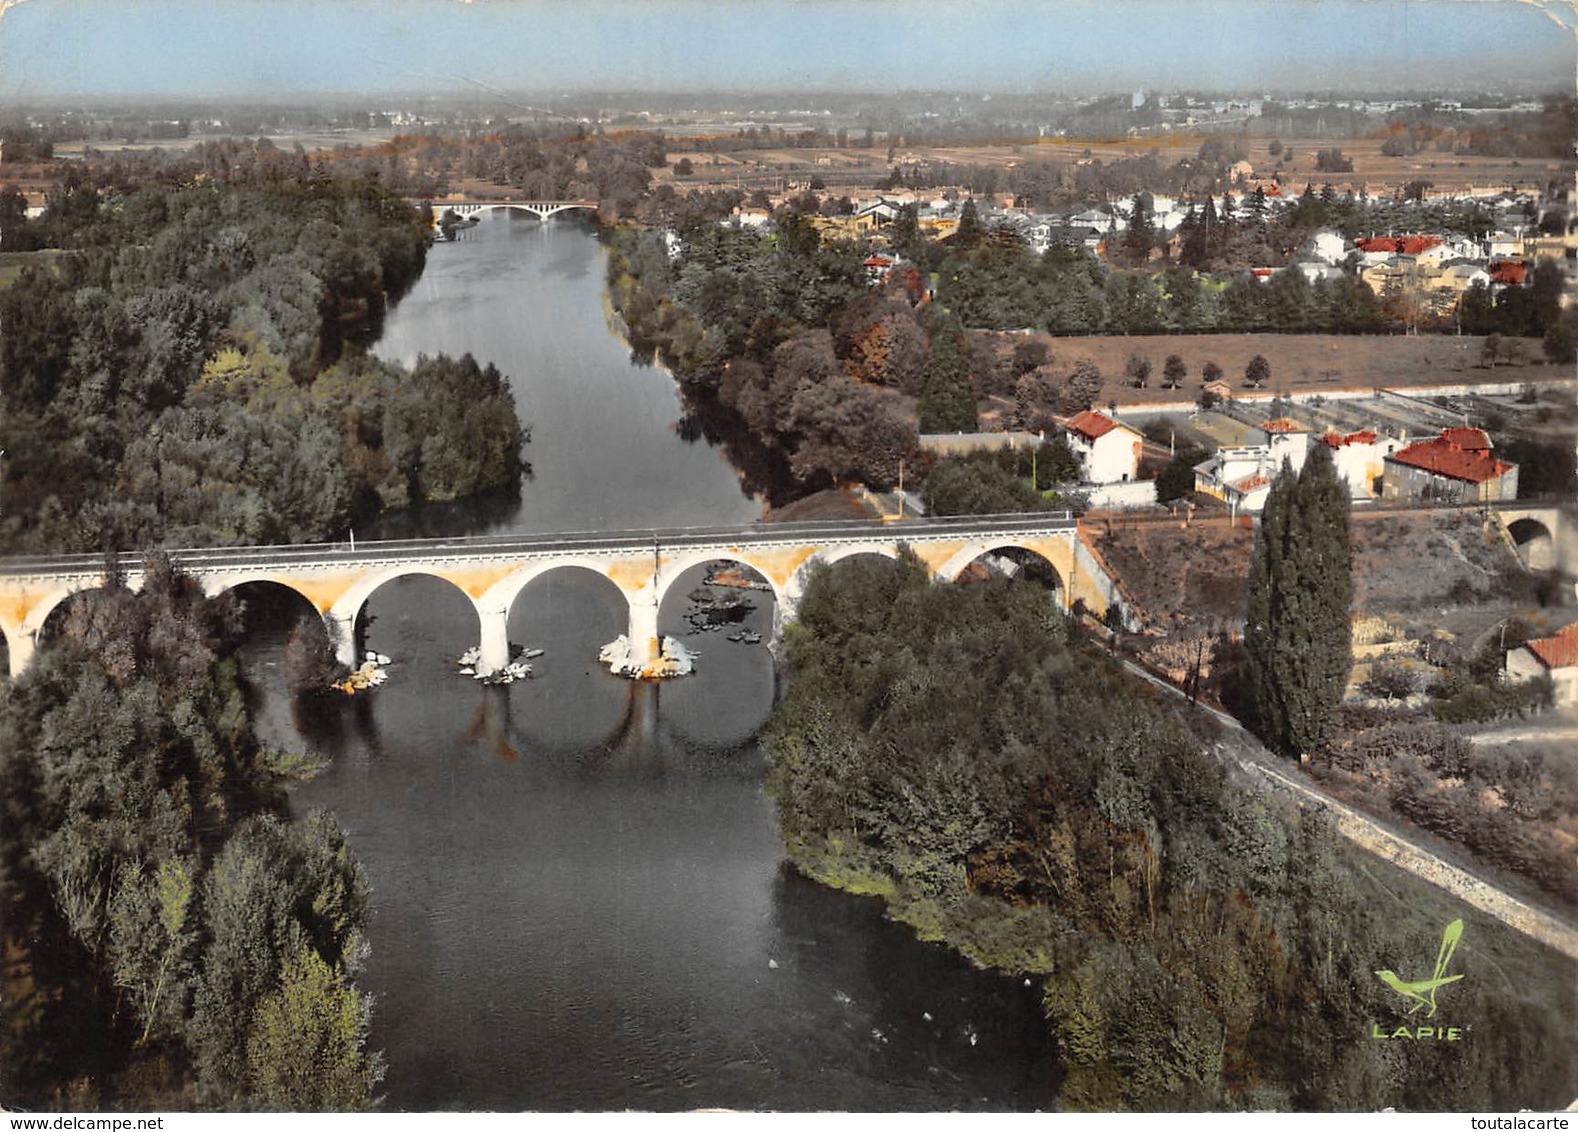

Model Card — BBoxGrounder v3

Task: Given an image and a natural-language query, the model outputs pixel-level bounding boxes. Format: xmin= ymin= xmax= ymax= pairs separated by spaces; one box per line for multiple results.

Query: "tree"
xmin=1156 ymin=448 xmax=1204 ymax=503
xmin=1543 ymin=308 xmax=1578 ymax=365
xmin=1162 ymin=354 xmax=1187 ymax=389
xmin=956 ymin=199 xmax=983 ymax=248
xmin=1242 ymin=445 xmax=1353 ymax=759
xmin=1481 ymin=332 xmax=1504 ymax=369
xmin=673 ymin=157 xmax=694 ymax=177
xmin=1124 ymin=353 xmax=1152 ymax=389
xmin=1201 ymin=360 xmax=1224 ymax=386
xmin=917 ymin=319 xmax=978 ymax=434
xmin=1245 ymin=354 xmax=1271 ymax=388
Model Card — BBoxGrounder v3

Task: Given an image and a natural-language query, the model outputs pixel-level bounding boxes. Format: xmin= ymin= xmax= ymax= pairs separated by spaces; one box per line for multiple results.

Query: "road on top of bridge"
xmin=0 ymin=511 xmax=1078 ymax=578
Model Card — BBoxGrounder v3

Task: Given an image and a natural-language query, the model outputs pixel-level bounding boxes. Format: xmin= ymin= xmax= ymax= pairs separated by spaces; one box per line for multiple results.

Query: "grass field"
xmin=1002 ymin=332 xmax=1566 ymax=408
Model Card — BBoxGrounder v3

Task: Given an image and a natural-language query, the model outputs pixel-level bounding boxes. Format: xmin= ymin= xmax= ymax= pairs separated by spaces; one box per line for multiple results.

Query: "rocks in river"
xmin=705 ymin=564 xmax=772 ymax=592
xmin=684 ymin=587 xmax=754 ymax=633
xmin=599 ymin=635 xmax=696 ymax=679
xmin=457 ymin=644 xmax=540 ymax=683
xmin=335 ymin=656 xmax=389 ymax=694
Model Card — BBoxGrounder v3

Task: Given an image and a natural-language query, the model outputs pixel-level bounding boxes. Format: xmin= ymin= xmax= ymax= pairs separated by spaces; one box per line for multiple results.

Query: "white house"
xmin=1506 ymin=622 xmax=1578 ymax=706
xmin=1063 ymin=410 xmax=1143 ymax=484
xmin=1317 ymin=428 xmax=1402 ymax=499
xmin=1307 ymin=230 xmax=1350 ymax=265
xmin=1191 ymin=418 xmax=1311 ymax=514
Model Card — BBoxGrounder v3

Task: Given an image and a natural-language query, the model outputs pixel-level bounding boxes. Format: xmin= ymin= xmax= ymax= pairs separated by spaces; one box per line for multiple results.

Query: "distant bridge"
xmin=418 ymin=199 xmax=601 ymax=224
xmin=0 ymin=514 xmax=1123 ymax=680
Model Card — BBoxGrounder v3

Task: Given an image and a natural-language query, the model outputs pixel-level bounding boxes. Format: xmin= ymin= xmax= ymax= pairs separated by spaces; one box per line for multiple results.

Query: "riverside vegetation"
xmin=0 ymin=558 xmax=381 ymax=1110
xmin=0 ymin=173 xmax=525 ymax=554
xmin=0 ymin=167 xmax=527 ymax=1109
xmin=762 ymin=553 xmax=1576 ymax=1110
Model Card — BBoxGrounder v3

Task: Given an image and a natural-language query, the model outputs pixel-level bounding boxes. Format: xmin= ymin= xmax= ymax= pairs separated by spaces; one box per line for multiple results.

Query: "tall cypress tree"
xmin=917 ymin=318 xmax=978 ymax=434
xmin=1242 ymin=444 xmax=1352 ymax=758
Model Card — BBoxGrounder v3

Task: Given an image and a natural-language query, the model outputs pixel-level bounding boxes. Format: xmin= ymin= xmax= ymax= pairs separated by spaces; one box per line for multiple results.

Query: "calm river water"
xmin=249 ymin=212 xmax=1056 ymax=1111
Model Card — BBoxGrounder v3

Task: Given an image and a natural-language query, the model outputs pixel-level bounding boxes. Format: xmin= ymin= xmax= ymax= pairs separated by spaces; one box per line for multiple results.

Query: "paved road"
xmin=1119 ymin=655 xmax=1578 ymax=961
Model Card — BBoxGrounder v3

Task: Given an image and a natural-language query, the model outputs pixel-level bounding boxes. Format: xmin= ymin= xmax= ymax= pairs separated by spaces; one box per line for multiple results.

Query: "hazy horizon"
xmin=1 ymin=0 xmax=1573 ymax=103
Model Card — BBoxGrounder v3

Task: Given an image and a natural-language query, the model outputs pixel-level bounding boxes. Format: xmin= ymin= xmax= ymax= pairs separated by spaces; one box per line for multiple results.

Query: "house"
xmin=1192 ymin=418 xmax=1310 ymax=514
xmin=862 ymin=253 xmax=900 ymax=284
xmin=1193 ymin=448 xmax=1275 ymax=513
xmin=1381 ymin=427 xmax=1519 ymax=502
xmin=1318 ymin=428 xmax=1402 ymax=498
xmin=856 ymin=199 xmax=903 ymax=225
xmin=1430 ymin=261 xmax=1492 ymax=296
xmin=1202 ymin=379 xmax=1234 ymax=401
xmin=1489 ymin=260 xmax=1527 ymax=287
xmin=1062 ymin=410 xmax=1143 ymax=484
xmin=1307 ymin=230 xmax=1350 ymax=265
xmin=1506 ymin=621 xmax=1578 ymax=706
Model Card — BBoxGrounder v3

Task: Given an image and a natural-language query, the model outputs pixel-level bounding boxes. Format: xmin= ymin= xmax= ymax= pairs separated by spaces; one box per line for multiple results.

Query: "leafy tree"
xmin=1543 ymin=308 xmax=1578 ymax=365
xmin=1157 ymin=447 xmax=1205 ymax=503
xmin=1201 ymin=360 xmax=1224 ymax=386
xmin=1245 ymin=354 xmax=1271 ymax=388
xmin=1243 ymin=445 xmax=1353 ymax=758
xmin=1162 ymin=354 xmax=1187 ymax=389
xmin=923 ymin=459 xmax=1053 ymax=516
xmin=1125 ymin=354 xmax=1152 ymax=389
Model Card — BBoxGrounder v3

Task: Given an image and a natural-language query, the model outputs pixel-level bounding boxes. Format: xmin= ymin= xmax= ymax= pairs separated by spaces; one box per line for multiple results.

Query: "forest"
xmin=0 ymin=558 xmax=381 ymax=1110
xmin=763 ymin=554 xmax=1577 ymax=1110
xmin=0 ymin=170 xmax=525 ymax=554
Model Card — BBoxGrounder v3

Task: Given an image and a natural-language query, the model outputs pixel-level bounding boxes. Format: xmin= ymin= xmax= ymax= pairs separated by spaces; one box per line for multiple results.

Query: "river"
xmin=248 ymin=211 xmax=1056 ymax=1111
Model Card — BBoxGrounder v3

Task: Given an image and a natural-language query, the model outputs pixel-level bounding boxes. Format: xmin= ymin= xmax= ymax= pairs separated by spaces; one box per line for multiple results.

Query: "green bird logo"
xmin=1374 ymin=919 xmax=1464 ymax=1018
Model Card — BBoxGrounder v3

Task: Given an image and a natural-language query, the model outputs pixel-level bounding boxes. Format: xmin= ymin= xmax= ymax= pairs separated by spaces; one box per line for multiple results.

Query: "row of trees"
xmin=763 ymin=553 xmax=1574 ymax=1110
xmin=0 ymin=176 xmax=525 ymax=553
xmin=0 ymin=560 xmax=381 ymax=1109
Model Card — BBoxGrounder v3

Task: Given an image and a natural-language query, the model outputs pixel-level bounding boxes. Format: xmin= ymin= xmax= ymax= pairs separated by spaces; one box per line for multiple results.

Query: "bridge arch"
xmin=935 ymin=540 xmax=1067 ymax=608
xmin=653 ymin=548 xmax=787 ymax=617
xmin=20 ymin=580 xmax=107 ymax=644
xmin=328 ymin=566 xmax=484 ymax=668
xmin=1507 ymin=517 xmax=1556 ymax=571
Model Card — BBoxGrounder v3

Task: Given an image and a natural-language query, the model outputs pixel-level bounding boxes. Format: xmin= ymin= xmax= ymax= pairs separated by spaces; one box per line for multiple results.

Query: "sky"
xmin=0 ymin=0 xmax=1573 ymax=102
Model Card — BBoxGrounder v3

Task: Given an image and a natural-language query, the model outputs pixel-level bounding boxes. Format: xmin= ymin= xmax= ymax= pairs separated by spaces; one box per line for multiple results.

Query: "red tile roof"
xmin=1357 ymin=235 xmax=1444 ymax=256
xmin=1526 ymin=622 xmax=1578 ymax=670
xmin=1066 ymin=410 xmax=1119 ymax=441
xmin=1388 ymin=430 xmax=1513 ymax=484
xmin=1490 ymin=260 xmax=1526 ymax=285
xmin=1320 ymin=429 xmax=1379 ymax=448
xmin=1440 ymin=427 xmax=1491 ymax=451
xmin=1261 ymin=418 xmax=1308 ymax=433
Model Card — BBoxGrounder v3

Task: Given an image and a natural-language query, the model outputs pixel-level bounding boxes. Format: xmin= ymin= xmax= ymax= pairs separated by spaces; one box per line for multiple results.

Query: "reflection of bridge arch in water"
xmin=0 ymin=515 xmax=1118 ymax=678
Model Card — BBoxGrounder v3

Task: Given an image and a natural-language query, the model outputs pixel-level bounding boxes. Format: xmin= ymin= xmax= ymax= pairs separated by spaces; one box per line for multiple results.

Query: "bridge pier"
xmin=329 ymin=611 xmax=360 ymax=670
xmin=478 ymin=606 xmax=511 ymax=677
xmin=627 ymin=598 xmax=662 ymax=666
xmin=7 ymin=629 xmax=35 ymax=679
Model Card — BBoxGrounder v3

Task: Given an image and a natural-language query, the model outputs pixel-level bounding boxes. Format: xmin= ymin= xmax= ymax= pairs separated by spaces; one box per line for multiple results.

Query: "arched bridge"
xmin=0 ymin=514 xmax=1122 ymax=679
xmin=1494 ymin=503 xmax=1577 ymax=575
xmin=420 ymin=199 xmax=600 ymax=224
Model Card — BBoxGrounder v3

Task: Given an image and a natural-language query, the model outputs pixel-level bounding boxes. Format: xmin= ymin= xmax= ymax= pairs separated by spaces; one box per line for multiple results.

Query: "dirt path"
xmin=1119 ymin=658 xmax=1578 ymax=961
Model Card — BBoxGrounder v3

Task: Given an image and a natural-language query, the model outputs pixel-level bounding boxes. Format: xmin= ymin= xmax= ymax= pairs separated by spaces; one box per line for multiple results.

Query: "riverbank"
xmin=761 ymin=553 xmax=1578 ymax=1110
